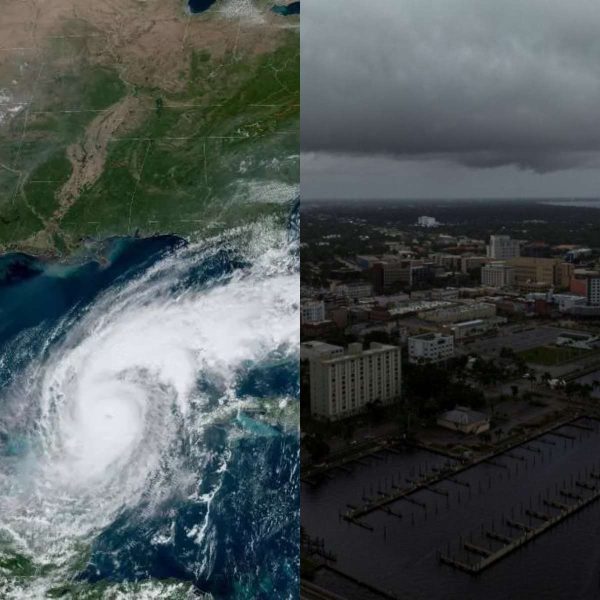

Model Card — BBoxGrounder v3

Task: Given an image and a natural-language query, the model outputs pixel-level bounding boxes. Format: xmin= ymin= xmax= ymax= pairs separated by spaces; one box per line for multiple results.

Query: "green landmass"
xmin=0 ymin=4 xmax=299 ymax=256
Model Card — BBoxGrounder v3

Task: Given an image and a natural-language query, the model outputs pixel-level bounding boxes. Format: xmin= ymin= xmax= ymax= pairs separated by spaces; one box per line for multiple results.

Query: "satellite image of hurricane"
xmin=0 ymin=0 xmax=299 ymax=598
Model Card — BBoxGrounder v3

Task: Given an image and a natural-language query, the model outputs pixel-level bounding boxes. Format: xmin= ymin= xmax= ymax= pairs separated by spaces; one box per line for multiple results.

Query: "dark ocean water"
xmin=188 ymin=0 xmax=218 ymax=14
xmin=303 ymin=419 xmax=600 ymax=600
xmin=0 ymin=209 xmax=299 ymax=598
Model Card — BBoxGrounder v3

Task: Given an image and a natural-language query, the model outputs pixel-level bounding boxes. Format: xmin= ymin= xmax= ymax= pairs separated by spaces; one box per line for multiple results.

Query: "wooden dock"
xmin=440 ymin=474 xmax=600 ymax=575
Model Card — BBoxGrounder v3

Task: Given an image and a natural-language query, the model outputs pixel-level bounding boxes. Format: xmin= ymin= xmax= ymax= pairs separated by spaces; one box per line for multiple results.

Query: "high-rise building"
xmin=417 ymin=216 xmax=440 ymax=228
xmin=408 ymin=332 xmax=454 ymax=364
xmin=480 ymin=262 xmax=515 ymax=288
xmin=309 ymin=342 xmax=402 ymax=421
xmin=487 ymin=235 xmax=521 ymax=260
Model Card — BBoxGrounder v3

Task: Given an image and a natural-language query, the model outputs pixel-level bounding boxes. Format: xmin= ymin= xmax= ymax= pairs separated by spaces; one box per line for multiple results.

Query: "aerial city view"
xmin=301 ymin=1 xmax=600 ymax=599
xmin=0 ymin=0 xmax=299 ymax=598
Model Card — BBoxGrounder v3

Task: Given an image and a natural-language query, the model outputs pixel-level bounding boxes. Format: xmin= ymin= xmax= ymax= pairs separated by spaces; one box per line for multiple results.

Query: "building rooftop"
xmin=322 ymin=342 xmax=400 ymax=364
xmin=439 ymin=406 xmax=489 ymax=425
xmin=410 ymin=332 xmax=452 ymax=341
xmin=300 ymin=341 xmax=342 ymax=353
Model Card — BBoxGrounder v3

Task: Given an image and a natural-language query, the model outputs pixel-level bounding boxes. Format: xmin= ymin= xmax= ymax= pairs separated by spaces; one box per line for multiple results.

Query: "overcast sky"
xmin=301 ymin=0 xmax=600 ymax=199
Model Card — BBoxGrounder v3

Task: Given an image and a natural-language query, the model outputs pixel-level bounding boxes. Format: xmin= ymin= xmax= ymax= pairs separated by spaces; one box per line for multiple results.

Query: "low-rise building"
xmin=309 ymin=342 xmax=402 ymax=421
xmin=437 ymin=406 xmax=490 ymax=434
xmin=448 ymin=318 xmax=501 ymax=340
xmin=332 ymin=281 xmax=373 ymax=300
xmin=408 ymin=332 xmax=454 ymax=364
xmin=419 ymin=302 xmax=496 ymax=323
xmin=555 ymin=332 xmax=599 ymax=350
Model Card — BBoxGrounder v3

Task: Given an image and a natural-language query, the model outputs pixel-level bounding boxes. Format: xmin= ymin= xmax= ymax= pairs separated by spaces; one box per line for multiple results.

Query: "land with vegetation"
xmin=0 ymin=0 xmax=299 ymax=257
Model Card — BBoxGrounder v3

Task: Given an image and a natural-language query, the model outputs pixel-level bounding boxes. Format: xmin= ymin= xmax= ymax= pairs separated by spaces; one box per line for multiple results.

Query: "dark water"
xmin=188 ymin=0 xmax=218 ymax=14
xmin=0 ymin=236 xmax=185 ymax=344
xmin=272 ymin=2 xmax=300 ymax=16
xmin=302 ymin=420 xmax=600 ymax=599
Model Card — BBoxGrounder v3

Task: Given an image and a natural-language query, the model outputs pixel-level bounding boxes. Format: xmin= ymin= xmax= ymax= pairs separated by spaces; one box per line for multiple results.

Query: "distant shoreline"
xmin=303 ymin=197 xmax=600 ymax=204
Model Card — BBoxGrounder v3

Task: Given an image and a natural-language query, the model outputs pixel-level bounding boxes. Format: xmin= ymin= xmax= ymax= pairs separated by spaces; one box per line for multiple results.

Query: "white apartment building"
xmin=408 ymin=332 xmax=454 ymax=364
xmin=417 ymin=216 xmax=440 ymax=228
xmin=309 ymin=342 xmax=402 ymax=421
xmin=301 ymin=300 xmax=325 ymax=323
xmin=486 ymin=235 xmax=521 ymax=260
xmin=481 ymin=262 xmax=515 ymax=288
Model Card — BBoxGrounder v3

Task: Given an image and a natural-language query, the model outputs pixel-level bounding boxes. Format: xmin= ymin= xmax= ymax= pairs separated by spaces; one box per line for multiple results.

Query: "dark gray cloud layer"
xmin=302 ymin=0 xmax=600 ymax=174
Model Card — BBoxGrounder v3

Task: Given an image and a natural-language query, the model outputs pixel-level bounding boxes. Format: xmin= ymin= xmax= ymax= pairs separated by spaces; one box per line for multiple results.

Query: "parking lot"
xmin=459 ymin=325 xmax=571 ymax=357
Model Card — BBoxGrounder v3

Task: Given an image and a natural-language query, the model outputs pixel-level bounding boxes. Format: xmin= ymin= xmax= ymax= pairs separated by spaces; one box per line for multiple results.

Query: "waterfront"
xmin=302 ymin=419 xmax=600 ymax=599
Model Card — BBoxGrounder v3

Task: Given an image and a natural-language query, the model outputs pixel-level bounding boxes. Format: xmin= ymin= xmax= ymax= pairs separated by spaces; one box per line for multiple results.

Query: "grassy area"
xmin=518 ymin=345 xmax=594 ymax=366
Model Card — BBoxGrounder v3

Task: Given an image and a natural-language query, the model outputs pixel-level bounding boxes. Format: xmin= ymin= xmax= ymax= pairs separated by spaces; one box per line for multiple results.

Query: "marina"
xmin=302 ymin=416 xmax=600 ymax=599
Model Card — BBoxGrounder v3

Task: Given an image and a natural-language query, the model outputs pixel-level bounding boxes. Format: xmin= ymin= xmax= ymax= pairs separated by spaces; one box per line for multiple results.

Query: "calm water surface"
xmin=303 ymin=420 xmax=600 ymax=599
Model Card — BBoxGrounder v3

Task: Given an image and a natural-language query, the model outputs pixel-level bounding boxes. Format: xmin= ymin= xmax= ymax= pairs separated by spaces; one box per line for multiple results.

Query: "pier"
xmin=342 ymin=417 xmax=598 ymax=527
xmin=439 ymin=472 xmax=600 ymax=575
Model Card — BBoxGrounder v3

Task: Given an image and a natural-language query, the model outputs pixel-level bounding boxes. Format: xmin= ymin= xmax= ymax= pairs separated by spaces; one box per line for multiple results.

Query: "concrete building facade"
xmin=487 ymin=235 xmax=521 ymax=260
xmin=408 ymin=332 xmax=454 ymax=364
xmin=301 ymin=300 xmax=326 ymax=323
xmin=309 ymin=342 xmax=402 ymax=421
xmin=508 ymin=257 xmax=574 ymax=291
xmin=481 ymin=262 xmax=515 ymax=288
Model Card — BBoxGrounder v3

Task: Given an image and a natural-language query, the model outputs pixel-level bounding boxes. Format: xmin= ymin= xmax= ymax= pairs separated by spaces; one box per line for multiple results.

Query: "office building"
xmin=508 ymin=257 xmax=573 ymax=291
xmin=481 ymin=262 xmax=515 ymax=288
xmin=487 ymin=235 xmax=521 ymax=260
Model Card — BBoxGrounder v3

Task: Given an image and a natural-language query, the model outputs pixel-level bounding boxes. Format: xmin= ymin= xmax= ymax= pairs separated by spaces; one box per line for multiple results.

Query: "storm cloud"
xmin=302 ymin=0 xmax=600 ymax=179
